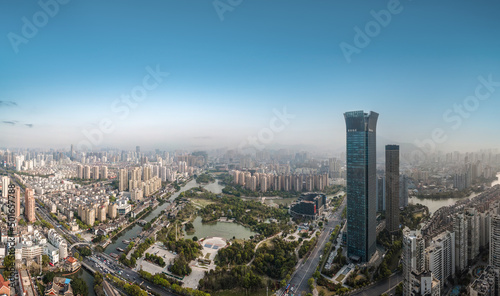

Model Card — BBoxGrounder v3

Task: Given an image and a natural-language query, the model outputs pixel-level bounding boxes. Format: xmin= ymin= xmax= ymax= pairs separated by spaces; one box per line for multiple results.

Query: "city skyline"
xmin=3 ymin=2 xmax=500 ymax=295
xmin=1 ymin=1 xmax=500 ymax=152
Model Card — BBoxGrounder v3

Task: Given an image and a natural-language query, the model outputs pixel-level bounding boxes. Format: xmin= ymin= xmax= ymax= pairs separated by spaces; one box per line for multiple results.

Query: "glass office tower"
xmin=385 ymin=145 xmax=400 ymax=234
xmin=344 ymin=110 xmax=378 ymax=262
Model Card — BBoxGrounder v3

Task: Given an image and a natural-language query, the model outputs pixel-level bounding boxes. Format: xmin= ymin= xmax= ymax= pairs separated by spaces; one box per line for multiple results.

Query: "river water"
xmin=79 ymin=268 xmax=96 ymax=296
xmin=409 ymin=172 xmax=500 ymax=214
xmin=104 ymin=179 xmax=224 ymax=254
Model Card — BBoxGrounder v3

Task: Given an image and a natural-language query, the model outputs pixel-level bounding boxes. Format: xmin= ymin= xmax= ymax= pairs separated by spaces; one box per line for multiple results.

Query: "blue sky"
xmin=1 ymin=0 xmax=500 ymax=152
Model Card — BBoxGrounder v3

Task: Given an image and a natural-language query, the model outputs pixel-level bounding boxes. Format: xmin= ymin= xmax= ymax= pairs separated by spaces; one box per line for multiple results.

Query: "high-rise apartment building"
xmin=465 ymin=208 xmax=479 ymax=264
xmin=119 ymin=168 xmax=128 ymax=192
xmin=14 ymin=186 xmax=21 ymax=219
xmin=403 ymin=227 xmax=426 ymax=296
xmin=143 ymin=166 xmax=152 ymax=181
xmin=386 ymin=145 xmax=400 ymax=233
xmin=84 ymin=208 xmax=95 ymax=226
xmin=25 ymin=188 xmax=36 ymax=222
xmin=101 ymin=166 xmax=108 ymax=179
xmin=108 ymin=203 xmax=117 ymax=219
xmin=83 ymin=165 xmax=91 ymax=179
xmin=426 ymin=231 xmax=455 ymax=290
xmin=92 ymin=166 xmax=99 ymax=180
xmin=76 ymin=164 xmax=83 ymax=179
xmin=453 ymin=213 xmax=468 ymax=272
xmin=490 ymin=214 xmax=500 ymax=269
xmin=1 ymin=176 xmax=10 ymax=198
xmin=97 ymin=206 xmax=107 ymax=221
xmin=344 ymin=110 xmax=378 ymax=262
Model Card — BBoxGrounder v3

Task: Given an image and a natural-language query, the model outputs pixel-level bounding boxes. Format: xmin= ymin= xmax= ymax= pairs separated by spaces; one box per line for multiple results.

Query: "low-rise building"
xmin=44 ymin=244 xmax=59 ymax=265
xmin=468 ymin=266 xmax=499 ymax=296
xmin=45 ymin=277 xmax=73 ymax=296
xmin=65 ymin=257 xmax=80 ymax=272
xmin=18 ymin=269 xmax=36 ymax=296
xmin=0 ymin=274 xmax=10 ymax=296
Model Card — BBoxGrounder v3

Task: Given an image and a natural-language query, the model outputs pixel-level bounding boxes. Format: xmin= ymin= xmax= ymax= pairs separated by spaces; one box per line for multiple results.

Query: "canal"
xmin=79 ymin=268 xmax=96 ymax=296
xmin=105 ymin=179 xmax=225 ymax=254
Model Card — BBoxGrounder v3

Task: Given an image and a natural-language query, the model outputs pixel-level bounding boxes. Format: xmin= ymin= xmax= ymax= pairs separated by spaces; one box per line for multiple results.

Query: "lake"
xmin=184 ymin=216 xmax=256 ymax=240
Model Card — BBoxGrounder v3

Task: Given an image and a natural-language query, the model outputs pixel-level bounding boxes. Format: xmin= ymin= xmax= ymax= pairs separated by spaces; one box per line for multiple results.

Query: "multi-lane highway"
xmin=286 ymin=198 xmax=346 ymax=295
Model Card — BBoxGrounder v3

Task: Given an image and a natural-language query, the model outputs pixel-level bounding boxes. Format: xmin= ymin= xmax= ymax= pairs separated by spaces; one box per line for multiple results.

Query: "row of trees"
xmin=169 ymin=255 xmax=192 ymax=276
xmin=298 ymin=236 xmax=317 ymax=258
xmin=215 ymin=241 xmax=255 ymax=265
xmin=107 ymin=274 xmax=147 ymax=296
xmin=138 ymin=270 xmax=210 ymax=296
xmin=195 ymin=173 xmax=215 ymax=184
xmin=156 ymin=222 xmax=202 ymax=277
xmin=199 ymin=265 xmax=263 ymax=292
xmin=120 ymin=239 xmax=153 ymax=268
xmin=93 ymin=272 xmax=105 ymax=296
xmin=252 ymin=238 xmax=298 ymax=280
xmin=145 ymin=253 xmax=166 ymax=267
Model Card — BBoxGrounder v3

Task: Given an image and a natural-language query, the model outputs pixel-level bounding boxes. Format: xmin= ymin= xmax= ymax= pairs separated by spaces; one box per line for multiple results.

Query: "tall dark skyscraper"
xmin=344 ymin=110 xmax=378 ymax=262
xmin=136 ymin=146 xmax=141 ymax=153
xmin=385 ymin=145 xmax=400 ymax=233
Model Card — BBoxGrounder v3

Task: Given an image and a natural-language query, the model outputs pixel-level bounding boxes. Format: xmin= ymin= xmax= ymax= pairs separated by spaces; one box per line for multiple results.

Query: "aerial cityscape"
xmin=1 ymin=1 xmax=500 ymax=296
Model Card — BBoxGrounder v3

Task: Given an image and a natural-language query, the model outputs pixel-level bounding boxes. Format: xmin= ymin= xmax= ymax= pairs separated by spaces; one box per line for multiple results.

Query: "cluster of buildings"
xmin=289 ymin=193 xmax=327 ymax=219
xmin=118 ymin=157 xmax=201 ymax=196
xmin=402 ymin=202 xmax=500 ymax=295
xmin=44 ymin=277 xmax=74 ymax=296
xmin=77 ymin=201 xmax=117 ymax=226
xmin=76 ymin=164 xmax=108 ymax=180
xmin=34 ymin=182 xmax=120 ymax=224
xmin=453 ymin=160 xmax=493 ymax=191
xmin=15 ymin=174 xmax=78 ymax=195
xmin=409 ymin=155 xmax=498 ymax=196
xmin=229 ymin=170 xmax=329 ymax=192
xmin=0 ymin=225 xmax=68 ymax=267
xmin=119 ymin=166 xmax=162 ymax=198
xmin=0 ymin=178 xmax=35 ymax=223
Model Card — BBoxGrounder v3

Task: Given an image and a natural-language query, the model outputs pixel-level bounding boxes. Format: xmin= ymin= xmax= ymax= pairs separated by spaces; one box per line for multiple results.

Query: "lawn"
xmin=317 ymin=286 xmax=337 ymax=296
xmin=413 ymin=212 xmax=423 ymax=219
xmin=257 ymin=239 xmax=275 ymax=250
xmin=191 ymin=198 xmax=215 ymax=208
xmin=336 ymin=274 xmax=345 ymax=282
xmin=388 ymin=248 xmax=402 ymax=271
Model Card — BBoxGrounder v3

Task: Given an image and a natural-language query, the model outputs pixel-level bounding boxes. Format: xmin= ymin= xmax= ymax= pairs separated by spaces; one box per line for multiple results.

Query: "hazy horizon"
xmin=2 ymin=1 xmax=500 ymax=153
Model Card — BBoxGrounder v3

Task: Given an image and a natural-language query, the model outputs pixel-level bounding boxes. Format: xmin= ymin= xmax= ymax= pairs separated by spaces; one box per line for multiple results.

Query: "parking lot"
xmin=135 ymin=243 xmax=178 ymax=274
